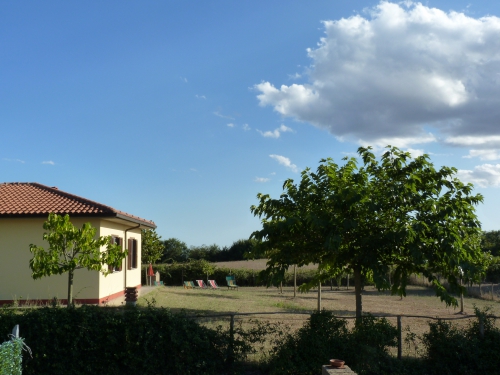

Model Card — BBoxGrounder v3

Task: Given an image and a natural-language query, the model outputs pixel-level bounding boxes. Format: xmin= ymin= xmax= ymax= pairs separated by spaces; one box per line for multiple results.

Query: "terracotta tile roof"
xmin=0 ymin=182 xmax=156 ymax=228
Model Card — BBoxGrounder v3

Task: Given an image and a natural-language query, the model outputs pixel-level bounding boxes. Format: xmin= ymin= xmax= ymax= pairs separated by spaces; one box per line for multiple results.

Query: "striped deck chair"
xmin=183 ymin=281 xmax=193 ymax=289
xmin=196 ymin=280 xmax=208 ymax=289
xmin=208 ymin=280 xmax=219 ymax=289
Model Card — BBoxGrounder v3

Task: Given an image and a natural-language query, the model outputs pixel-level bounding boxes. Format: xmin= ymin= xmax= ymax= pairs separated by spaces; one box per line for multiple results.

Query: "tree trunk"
xmin=317 ymin=280 xmax=322 ymax=311
xmin=293 ymin=265 xmax=297 ymax=298
xmin=354 ymin=266 xmax=363 ymax=323
xmin=67 ymin=269 xmax=74 ymax=307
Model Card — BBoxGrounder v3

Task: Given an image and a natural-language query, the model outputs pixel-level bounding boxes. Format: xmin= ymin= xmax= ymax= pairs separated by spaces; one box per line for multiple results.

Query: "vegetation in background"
xmin=159 ymin=238 xmax=259 ymax=264
xmin=29 ymin=213 xmax=124 ymax=307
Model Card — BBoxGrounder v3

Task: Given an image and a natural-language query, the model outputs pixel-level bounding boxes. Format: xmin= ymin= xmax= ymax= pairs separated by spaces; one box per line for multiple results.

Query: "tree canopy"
xmin=29 ymin=213 xmax=124 ymax=306
xmin=251 ymin=146 xmax=485 ymax=320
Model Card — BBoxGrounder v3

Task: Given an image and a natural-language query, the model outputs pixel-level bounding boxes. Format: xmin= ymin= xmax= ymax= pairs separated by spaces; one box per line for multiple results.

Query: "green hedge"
xmin=0 ymin=306 xmax=232 ymax=375
xmin=143 ymin=261 xmax=350 ymax=288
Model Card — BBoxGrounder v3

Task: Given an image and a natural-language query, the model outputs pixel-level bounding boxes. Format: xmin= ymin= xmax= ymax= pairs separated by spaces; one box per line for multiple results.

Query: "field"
xmin=137 ymin=260 xmax=500 ymax=360
xmin=137 ymin=283 xmax=500 ymax=358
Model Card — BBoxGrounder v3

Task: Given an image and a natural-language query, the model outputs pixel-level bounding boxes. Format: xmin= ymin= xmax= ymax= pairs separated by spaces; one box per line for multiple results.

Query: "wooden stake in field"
xmin=293 ymin=265 xmax=297 ymax=298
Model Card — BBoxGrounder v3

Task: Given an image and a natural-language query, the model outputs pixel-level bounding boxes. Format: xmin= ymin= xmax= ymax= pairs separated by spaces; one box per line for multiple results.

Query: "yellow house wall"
xmin=0 ymin=217 xmax=100 ymax=302
xmin=98 ymin=220 xmax=142 ymax=300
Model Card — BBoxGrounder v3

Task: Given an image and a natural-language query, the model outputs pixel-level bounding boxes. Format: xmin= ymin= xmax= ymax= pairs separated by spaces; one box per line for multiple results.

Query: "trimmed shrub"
xmin=0 ymin=306 xmax=229 ymax=375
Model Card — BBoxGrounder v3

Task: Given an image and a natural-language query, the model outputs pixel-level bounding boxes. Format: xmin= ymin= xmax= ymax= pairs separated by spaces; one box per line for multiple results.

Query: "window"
xmin=128 ymin=238 xmax=138 ymax=269
xmin=109 ymin=236 xmax=123 ymax=272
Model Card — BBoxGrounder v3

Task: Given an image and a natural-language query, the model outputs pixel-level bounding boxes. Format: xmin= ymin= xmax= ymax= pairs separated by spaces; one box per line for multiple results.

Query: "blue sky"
xmin=2 ymin=1 xmax=500 ymax=247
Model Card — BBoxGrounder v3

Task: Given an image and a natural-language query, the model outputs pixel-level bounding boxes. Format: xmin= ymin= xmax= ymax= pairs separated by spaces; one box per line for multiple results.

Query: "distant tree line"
xmin=141 ymin=230 xmax=258 ymax=264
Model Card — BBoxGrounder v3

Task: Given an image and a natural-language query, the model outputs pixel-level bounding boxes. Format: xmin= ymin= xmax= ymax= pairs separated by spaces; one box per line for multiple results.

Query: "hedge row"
xmin=1 ymin=305 xmax=498 ymax=375
xmin=142 ymin=261 xmax=354 ymax=288
xmin=0 ymin=306 xmax=232 ymax=375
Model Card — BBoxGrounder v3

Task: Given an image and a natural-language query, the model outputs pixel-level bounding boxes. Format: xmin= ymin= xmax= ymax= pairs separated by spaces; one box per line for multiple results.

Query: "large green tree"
xmin=141 ymin=229 xmax=163 ymax=265
xmin=162 ymin=238 xmax=189 ymax=263
xmin=252 ymin=147 xmax=485 ymax=320
xmin=29 ymin=213 xmax=125 ymax=306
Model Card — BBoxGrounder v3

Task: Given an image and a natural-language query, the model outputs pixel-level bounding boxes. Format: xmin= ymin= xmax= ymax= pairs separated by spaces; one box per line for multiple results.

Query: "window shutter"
xmin=128 ymin=239 xmax=133 ymax=270
xmin=132 ymin=239 xmax=137 ymax=269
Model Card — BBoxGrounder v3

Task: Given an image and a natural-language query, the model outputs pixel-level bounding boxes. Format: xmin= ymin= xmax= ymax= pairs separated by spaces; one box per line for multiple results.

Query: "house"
xmin=0 ymin=182 xmax=156 ymax=305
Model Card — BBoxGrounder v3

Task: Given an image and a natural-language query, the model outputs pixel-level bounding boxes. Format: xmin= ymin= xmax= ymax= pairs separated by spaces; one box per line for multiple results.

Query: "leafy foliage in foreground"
xmin=422 ymin=306 xmax=500 ymax=375
xmin=266 ymin=311 xmax=399 ymax=375
xmin=0 ymin=306 xmax=232 ymax=375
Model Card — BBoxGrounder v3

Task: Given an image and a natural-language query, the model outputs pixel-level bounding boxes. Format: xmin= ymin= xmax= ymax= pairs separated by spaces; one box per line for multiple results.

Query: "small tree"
xmin=141 ymin=229 xmax=163 ymax=265
xmin=29 ymin=213 xmax=125 ymax=307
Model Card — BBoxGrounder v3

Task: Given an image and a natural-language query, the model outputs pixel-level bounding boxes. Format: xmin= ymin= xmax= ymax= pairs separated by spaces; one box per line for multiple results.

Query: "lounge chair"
xmin=196 ymin=280 xmax=208 ymax=289
xmin=184 ymin=281 xmax=197 ymax=289
xmin=208 ymin=280 xmax=219 ymax=289
xmin=226 ymin=276 xmax=238 ymax=290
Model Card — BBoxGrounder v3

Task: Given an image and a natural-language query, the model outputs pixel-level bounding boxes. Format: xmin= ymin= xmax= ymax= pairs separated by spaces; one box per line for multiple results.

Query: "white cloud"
xmin=180 ymin=76 xmax=188 ymax=83
xmin=2 ymin=158 xmax=25 ymax=164
xmin=257 ymin=124 xmax=294 ymax=138
xmin=42 ymin=161 xmax=55 ymax=165
xmin=288 ymin=73 xmax=302 ymax=80
xmin=195 ymin=94 xmax=206 ymax=99
xmin=445 ymin=136 xmax=500 ymax=148
xmin=254 ymin=177 xmax=270 ymax=183
xmin=464 ymin=149 xmax=500 ymax=160
xmin=227 ymin=123 xmax=235 ymax=128
xmin=457 ymin=164 xmax=500 ymax=187
xmin=405 ymin=148 xmax=425 ymax=158
xmin=255 ymin=2 xmax=500 ymax=148
xmin=270 ymin=154 xmax=298 ymax=173
xmin=242 ymin=124 xmax=251 ymax=131
xmin=213 ymin=111 xmax=235 ymax=120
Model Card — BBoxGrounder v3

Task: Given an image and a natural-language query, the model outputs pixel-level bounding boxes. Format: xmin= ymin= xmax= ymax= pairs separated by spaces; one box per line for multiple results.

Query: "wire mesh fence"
xmin=189 ymin=310 xmax=500 ymax=364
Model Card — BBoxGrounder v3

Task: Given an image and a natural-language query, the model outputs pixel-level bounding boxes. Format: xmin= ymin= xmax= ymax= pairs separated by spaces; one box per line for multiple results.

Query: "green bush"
xmin=422 ymin=306 xmax=500 ymax=375
xmin=265 ymin=311 xmax=398 ymax=375
xmin=0 ymin=305 xmax=231 ymax=375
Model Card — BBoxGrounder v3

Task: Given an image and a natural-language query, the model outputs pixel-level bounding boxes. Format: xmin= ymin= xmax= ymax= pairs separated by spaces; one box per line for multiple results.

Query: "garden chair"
xmin=196 ymin=280 xmax=208 ymax=289
xmin=183 ymin=281 xmax=193 ymax=289
xmin=208 ymin=280 xmax=219 ymax=289
xmin=226 ymin=276 xmax=238 ymax=290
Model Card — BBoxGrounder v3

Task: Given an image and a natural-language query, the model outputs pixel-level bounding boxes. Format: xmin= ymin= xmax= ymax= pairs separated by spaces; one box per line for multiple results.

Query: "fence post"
xmin=397 ymin=315 xmax=402 ymax=360
xmin=227 ymin=314 xmax=235 ymax=368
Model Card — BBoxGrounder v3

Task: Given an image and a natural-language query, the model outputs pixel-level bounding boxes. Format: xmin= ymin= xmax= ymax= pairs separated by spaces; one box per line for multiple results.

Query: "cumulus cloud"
xmin=227 ymin=123 xmax=235 ymax=128
xmin=42 ymin=161 xmax=55 ymax=165
xmin=255 ymin=1 xmax=500 ymax=149
xmin=242 ymin=124 xmax=251 ymax=131
xmin=257 ymin=124 xmax=294 ymax=138
xmin=270 ymin=154 xmax=298 ymax=172
xmin=457 ymin=164 xmax=500 ymax=187
xmin=464 ymin=149 xmax=500 ymax=161
xmin=254 ymin=177 xmax=270 ymax=183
